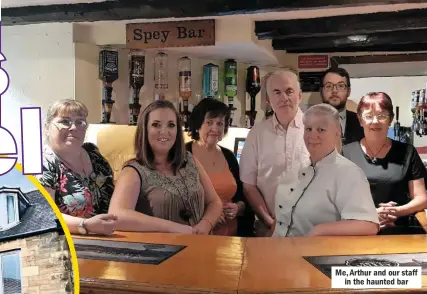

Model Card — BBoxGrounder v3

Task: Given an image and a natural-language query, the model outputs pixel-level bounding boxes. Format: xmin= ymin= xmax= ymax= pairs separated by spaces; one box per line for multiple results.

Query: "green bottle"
xmin=224 ymin=59 xmax=237 ymax=101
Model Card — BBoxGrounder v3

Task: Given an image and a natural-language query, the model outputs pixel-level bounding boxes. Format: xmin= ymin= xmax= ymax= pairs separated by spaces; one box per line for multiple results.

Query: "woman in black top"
xmin=342 ymin=92 xmax=427 ymax=234
xmin=186 ymin=98 xmax=254 ymax=237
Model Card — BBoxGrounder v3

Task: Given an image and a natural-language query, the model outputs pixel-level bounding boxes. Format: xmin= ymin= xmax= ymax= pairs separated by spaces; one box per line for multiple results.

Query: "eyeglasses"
xmin=53 ymin=118 xmax=88 ymax=130
xmin=322 ymin=82 xmax=348 ymax=92
xmin=362 ymin=114 xmax=390 ymax=123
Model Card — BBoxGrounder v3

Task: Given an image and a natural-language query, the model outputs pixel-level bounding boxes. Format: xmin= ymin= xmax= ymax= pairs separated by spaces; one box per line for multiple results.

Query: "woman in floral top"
xmin=36 ymin=99 xmax=117 ymax=235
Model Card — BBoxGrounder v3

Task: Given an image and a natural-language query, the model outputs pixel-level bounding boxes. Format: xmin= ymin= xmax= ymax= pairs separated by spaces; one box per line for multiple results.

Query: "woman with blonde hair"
xmin=36 ymin=99 xmax=117 ymax=236
xmin=108 ymin=100 xmax=223 ymax=234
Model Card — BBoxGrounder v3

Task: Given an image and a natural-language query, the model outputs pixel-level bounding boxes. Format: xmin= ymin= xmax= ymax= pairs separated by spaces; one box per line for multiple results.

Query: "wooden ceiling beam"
xmin=3 ymin=0 xmax=427 ymax=26
xmin=331 ymin=53 xmax=427 ymax=65
xmin=256 ymin=7 xmax=427 ymax=40
xmin=282 ymin=43 xmax=427 ymax=53
xmin=272 ymin=29 xmax=427 ymax=53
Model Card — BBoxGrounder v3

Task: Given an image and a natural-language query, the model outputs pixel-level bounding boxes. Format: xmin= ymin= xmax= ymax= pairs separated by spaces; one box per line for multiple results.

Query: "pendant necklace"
xmin=364 ymin=139 xmax=388 ymax=164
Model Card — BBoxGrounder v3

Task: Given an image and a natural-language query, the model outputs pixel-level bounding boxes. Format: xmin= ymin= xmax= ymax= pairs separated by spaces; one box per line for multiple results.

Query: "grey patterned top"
xmin=124 ymin=151 xmax=205 ymax=226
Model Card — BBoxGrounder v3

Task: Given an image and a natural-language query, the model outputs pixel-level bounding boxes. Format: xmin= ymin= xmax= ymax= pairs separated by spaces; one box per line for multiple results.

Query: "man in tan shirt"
xmin=239 ymin=69 xmax=310 ymax=237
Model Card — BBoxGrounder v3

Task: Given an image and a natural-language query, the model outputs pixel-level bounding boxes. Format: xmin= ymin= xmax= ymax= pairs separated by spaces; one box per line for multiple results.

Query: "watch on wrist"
xmin=78 ymin=219 xmax=88 ymax=235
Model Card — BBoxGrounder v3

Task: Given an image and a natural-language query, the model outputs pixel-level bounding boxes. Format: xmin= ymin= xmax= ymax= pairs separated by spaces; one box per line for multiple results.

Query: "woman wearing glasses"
xmin=342 ymin=92 xmax=427 ymax=235
xmin=36 ymin=99 xmax=117 ymax=236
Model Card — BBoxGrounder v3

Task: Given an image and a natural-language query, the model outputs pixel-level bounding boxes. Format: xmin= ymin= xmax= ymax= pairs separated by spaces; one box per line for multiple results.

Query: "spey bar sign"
xmin=126 ymin=20 xmax=215 ymax=49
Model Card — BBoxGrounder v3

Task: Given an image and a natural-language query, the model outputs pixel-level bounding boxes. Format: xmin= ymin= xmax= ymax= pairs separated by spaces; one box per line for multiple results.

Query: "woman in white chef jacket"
xmin=272 ymin=103 xmax=380 ymax=237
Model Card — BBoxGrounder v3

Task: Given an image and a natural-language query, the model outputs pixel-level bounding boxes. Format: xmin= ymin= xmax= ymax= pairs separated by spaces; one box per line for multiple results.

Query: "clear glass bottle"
xmin=178 ymin=56 xmax=192 ymax=131
xmin=154 ymin=52 xmax=168 ymax=100
xmin=178 ymin=56 xmax=192 ymax=100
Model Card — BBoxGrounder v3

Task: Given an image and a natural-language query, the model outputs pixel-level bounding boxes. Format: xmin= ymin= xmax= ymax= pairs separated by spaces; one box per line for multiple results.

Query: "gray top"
xmin=125 ymin=151 xmax=205 ymax=226
xmin=273 ymin=150 xmax=379 ymax=237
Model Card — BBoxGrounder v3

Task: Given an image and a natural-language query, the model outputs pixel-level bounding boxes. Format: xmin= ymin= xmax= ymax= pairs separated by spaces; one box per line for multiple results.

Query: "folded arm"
xmin=309 ymin=220 xmax=378 ymax=236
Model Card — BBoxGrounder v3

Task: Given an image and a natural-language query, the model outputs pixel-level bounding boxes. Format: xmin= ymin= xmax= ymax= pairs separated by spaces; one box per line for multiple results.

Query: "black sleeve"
xmin=406 ymin=145 xmax=427 ymax=182
xmin=185 ymin=141 xmax=193 ymax=153
xmin=221 ymin=147 xmax=255 ymax=236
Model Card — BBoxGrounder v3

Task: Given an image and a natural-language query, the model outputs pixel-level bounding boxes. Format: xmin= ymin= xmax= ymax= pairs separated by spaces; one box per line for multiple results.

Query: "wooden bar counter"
xmin=75 ymin=232 xmax=427 ymax=294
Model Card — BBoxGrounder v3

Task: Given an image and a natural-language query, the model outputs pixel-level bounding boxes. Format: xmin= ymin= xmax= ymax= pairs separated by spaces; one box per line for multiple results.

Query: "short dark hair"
xmin=132 ymin=99 xmax=186 ymax=174
xmin=322 ymin=67 xmax=351 ymax=88
xmin=357 ymin=92 xmax=395 ymax=121
xmin=188 ymin=98 xmax=230 ymax=141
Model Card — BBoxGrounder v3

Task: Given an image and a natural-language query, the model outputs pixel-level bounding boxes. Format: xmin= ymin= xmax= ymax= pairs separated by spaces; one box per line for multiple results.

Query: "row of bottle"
xmin=99 ymin=47 xmax=264 ymax=128
xmin=411 ymin=88 xmax=427 ymax=137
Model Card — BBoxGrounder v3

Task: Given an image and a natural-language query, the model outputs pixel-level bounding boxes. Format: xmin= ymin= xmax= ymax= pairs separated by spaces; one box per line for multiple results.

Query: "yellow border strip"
xmin=13 ymin=162 xmax=80 ymax=294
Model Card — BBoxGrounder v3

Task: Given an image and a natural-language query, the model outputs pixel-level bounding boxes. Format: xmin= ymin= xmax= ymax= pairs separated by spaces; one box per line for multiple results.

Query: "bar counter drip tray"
xmin=73 ymin=238 xmax=187 ymax=265
xmin=304 ymin=252 xmax=427 ymax=279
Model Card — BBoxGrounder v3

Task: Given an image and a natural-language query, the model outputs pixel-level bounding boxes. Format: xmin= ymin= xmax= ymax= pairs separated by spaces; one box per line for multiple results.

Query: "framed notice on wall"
xmin=233 ymin=138 xmax=246 ymax=163
xmin=299 ymin=71 xmax=325 ymax=93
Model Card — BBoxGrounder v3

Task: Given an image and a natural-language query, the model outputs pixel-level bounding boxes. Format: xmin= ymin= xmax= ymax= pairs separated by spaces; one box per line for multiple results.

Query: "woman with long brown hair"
xmin=108 ymin=100 xmax=223 ymax=234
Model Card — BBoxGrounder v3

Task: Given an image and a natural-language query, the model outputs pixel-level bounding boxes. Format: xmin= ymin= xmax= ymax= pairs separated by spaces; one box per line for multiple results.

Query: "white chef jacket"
xmin=272 ymin=149 xmax=379 ymax=237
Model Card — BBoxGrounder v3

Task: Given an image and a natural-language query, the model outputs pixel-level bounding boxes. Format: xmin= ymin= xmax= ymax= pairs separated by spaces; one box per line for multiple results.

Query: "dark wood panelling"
xmin=3 ymin=0 xmax=426 ymax=26
xmin=255 ymin=7 xmax=427 ymax=40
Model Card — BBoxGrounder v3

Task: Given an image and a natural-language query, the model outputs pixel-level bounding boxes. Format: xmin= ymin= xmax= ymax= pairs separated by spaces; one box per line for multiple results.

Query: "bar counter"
xmin=75 ymin=232 xmax=427 ymax=294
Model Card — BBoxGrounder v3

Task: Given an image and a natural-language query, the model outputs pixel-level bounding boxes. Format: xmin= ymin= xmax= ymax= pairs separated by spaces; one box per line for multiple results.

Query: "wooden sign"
xmin=299 ymin=71 xmax=325 ymax=92
xmin=298 ymin=55 xmax=329 ymax=69
xmin=126 ymin=20 xmax=215 ymax=49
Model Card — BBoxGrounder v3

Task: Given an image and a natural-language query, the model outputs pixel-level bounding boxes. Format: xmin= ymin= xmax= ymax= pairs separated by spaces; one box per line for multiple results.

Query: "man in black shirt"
xmin=320 ymin=67 xmax=364 ymax=145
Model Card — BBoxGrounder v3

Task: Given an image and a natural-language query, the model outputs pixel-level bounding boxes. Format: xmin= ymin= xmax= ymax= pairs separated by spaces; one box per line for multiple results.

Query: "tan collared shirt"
xmin=239 ymin=108 xmax=310 ymax=217
xmin=273 ymin=150 xmax=379 ymax=237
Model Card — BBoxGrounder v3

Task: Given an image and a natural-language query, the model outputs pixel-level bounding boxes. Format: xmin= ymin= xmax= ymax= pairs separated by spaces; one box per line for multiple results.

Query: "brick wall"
xmin=0 ymin=231 xmax=74 ymax=294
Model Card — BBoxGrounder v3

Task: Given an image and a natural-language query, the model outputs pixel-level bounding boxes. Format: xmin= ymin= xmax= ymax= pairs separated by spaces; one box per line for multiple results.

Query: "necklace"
xmin=195 ymin=142 xmax=220 ymax=168
xmin=364 ymin=139 xmax=388 ymax=164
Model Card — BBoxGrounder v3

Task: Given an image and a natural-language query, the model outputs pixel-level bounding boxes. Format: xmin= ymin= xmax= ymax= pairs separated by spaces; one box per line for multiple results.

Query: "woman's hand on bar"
xmin=85 ymin=214 xmax=118 ymax=235
xmin=193 ymin=219 xmax=213 ymax=235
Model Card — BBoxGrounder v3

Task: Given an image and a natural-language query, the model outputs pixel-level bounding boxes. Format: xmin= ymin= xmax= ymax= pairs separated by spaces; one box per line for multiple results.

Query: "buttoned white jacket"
xmin=272 ymin=150 xmax=379 ymax=237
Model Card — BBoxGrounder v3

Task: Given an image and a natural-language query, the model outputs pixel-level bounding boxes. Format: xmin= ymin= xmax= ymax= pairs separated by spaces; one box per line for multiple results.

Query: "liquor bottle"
xmin=224 ymin=59 xmax=238 ymax=126
xmin=99 ymin=46 xmax=119 ymax=124
xmin=421 ymin=88 xmax=427 ymax=136
xmin=394 ymin=106 xmax=401 ymax=141
xmin=178 ymin=56 xmax=192 ymax=131
xmin=202 ymin=63 xmax=219 ymax=99
xmin=154 ymin=52 xmax=168 ymax=100
xmin=245 ymin=66 xmax=261 ymax=128
xmin=128 ymin=50 xmax=145 ymax=126
xmin=413 ymin=90 xmax=422 ymax=136
xmin=411 ymin=91 xmax=416 ymax=113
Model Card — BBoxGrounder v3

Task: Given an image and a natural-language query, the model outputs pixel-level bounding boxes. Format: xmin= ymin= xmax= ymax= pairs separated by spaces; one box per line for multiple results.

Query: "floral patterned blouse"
xmin=36 ymin=142 xmax=114 ymax=217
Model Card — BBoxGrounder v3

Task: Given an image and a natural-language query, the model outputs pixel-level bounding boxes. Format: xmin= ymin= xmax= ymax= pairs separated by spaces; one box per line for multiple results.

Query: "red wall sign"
xmin=416 ymin=146 xmax=427 ymax=154
xmin=298 ymin=55 xmax=329 ymax=69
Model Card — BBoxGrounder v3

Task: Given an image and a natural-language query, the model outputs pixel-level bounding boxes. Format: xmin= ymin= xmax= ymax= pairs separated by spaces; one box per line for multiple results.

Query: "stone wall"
xmin=0 ymin=231 xmax=74 ymax=294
